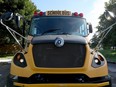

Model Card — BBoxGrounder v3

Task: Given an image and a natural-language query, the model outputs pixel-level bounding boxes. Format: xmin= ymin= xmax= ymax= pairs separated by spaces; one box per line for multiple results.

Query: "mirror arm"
xmin=22 ymin=19 xmax=26 ymax=48
xmin=0 ymin=19 xmax=28 ymax=52
xmin=0 ymin=19 xmax=24 ymax=50
xmin=94 ymin=21 xmax=116 ymax=51
xmin=1 ymin=20 xmax=27 ymax=40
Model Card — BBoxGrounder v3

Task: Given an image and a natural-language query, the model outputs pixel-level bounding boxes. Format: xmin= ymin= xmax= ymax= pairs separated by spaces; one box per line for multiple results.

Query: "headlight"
xmin=94 ymin=58 xmax=101 ymax=65
xmin=13 ymin=52 xmax=27 ymax=67
xmin=92 ymin=53 xmax=105 ymax=68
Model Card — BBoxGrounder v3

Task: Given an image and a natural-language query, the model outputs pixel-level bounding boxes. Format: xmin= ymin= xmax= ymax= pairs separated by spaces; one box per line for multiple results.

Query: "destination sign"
xmin=46 ymin=10 xmax=71 ymax=16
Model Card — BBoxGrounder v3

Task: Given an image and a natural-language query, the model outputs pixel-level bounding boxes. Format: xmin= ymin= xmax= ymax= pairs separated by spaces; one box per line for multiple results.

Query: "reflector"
xmin=98 ymin=55 xmax=104 ymax=61
xmin=17 ymin=55 xmax=21 ymax=60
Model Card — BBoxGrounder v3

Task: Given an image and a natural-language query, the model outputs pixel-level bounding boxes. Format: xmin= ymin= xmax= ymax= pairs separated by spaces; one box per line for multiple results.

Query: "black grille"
xmin=32 ymin=43 xmax=86 ymax=68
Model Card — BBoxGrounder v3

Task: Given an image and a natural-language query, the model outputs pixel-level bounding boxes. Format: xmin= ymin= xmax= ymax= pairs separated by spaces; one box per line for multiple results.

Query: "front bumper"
xmin=12 ymin=75 xmax=111 ymax=87
xmin=12 ymin=74 xmax=111 ymax=87
xmin=14 ymin=82 xmax=109 ymax=87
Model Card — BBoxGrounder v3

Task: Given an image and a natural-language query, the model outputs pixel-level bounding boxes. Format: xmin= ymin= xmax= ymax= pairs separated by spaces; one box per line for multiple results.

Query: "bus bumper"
xmin=14 ymin=82 xmax=110 ymax=87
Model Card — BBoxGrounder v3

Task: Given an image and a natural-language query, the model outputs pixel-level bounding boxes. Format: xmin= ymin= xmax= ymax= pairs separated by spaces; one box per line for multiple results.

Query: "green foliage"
xmin=91 ymin=1 xmax=116 ymax=48
xmin=100 ymin=49 xmax=116 ymax=62
xmin=0 ymin=0 xmax=37 ymax=44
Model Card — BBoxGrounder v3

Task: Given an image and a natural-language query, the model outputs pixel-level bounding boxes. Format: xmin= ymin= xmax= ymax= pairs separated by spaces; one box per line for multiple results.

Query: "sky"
xmin=31 ymin=0 xmax=109 ymax=39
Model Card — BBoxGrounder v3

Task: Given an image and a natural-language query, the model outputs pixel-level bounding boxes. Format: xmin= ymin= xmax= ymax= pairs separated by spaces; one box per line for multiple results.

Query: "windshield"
xmin=29 ymin=17 xmax=88 ymax=36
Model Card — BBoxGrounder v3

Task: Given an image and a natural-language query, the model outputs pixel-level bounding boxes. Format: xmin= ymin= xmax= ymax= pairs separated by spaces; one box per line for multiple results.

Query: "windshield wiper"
xmin=41 ymin=29 xmax=60 ymax=35
xmin=60 ymin=32 xmax=72 ymax=35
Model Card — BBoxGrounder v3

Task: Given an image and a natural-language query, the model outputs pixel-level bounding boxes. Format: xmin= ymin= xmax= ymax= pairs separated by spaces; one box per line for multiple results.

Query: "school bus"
xmin=0 ymin=10 xmax=111 ymax=87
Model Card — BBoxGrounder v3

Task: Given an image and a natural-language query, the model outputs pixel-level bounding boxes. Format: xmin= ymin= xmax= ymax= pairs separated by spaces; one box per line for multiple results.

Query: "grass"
xmin=0 ymin=56 xmax=13 ymax=59
xmin=99 ymin=50 xmax=116 ymax=62
xmin=0 ymin=54 xmax=13 ymax=57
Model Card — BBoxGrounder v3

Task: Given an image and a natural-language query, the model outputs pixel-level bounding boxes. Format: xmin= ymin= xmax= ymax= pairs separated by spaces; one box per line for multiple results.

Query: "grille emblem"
xmin=55 ymin=37 xmax=64 ymax=47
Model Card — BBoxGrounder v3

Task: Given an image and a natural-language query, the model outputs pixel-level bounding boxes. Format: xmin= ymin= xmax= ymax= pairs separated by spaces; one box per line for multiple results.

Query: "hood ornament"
xmin=55 ymin=37 xmax=64 ymax=47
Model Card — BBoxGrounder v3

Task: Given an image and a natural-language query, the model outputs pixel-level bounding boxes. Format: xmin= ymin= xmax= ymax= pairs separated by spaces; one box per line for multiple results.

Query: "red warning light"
xmin=39 ymin=12 xmax=44 ymax=16
xmin=74 ymin=12 xmax=78 ymax=16
xmin=34 ymin=11 xmax=38 ymax=16
xmin=79 ymin=13 xmax=83 ymax=17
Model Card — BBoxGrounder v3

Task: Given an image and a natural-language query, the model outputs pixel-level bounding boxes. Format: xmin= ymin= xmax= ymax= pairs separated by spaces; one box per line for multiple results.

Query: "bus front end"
xmin=8 ymin=11 xmax=111 ymax=87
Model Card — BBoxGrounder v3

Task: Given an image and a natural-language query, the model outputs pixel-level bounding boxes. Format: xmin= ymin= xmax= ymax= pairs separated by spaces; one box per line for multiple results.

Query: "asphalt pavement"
xmin=108 ymin=63 xmax=116 ymax=87
xmin=0 ymin=63 xmax=10 ymax=87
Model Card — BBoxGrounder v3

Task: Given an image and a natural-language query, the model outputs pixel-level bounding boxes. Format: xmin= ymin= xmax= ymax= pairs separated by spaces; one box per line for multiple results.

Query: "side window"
xmin=79 ymin=23 xmax=87 ymax=36
xmin=29 ymin=19 xmax=39 ymax=35
xmin=80 ymin=24 xmax=85 ymax=35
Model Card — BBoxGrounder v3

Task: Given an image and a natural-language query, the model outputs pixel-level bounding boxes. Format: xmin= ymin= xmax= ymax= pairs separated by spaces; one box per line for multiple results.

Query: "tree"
xmin=91 ymin=0 xmax=116 ymax=49
xmin=0 ymin=0 xmax=37 ymax=44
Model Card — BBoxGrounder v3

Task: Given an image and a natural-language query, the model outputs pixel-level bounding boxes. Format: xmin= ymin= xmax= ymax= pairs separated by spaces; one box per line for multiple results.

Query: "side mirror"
xmin=89 ymin=24 xmax=93 ymax=33
xmin=15 ymin=15 xmax=21 ymax=28
xmin=0 ymin=12 xmax=13 ymax=21
xmin=104 ymin=10 xmax=115 ymax=21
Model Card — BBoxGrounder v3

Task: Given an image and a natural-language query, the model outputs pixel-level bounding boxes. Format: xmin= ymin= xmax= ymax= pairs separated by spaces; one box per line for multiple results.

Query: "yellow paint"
xmin=10 ymin=37 xmax=109 ymax=87
xmin=14 ymin=82 xmax=109 ymax=87
xmin=10 ymin=44 xmax=108 ymax=78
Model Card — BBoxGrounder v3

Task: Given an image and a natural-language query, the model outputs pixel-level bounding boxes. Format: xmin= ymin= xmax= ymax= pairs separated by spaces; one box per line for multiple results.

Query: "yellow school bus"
xmin=1 ymin=11 xmax=111 ymax=87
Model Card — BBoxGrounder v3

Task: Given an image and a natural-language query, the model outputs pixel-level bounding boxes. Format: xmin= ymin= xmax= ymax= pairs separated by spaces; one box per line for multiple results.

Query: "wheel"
xmin=108 ymin=79 xmax=112 ymax=87
xmin=108 ymin=75 xmax=112 ymax=87
xmin=105 ymin=75 xmax=112 ymax=87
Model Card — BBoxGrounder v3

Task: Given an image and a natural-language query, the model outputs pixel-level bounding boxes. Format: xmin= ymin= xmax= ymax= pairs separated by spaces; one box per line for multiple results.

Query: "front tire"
xmin=108 ymin=79 xmax=112 ymax=87
xmin=105 ymin=75 xmax=112 ymax=87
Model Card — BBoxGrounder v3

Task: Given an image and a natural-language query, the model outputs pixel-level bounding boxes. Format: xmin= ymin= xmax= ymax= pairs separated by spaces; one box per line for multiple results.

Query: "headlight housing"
xmin=13 ymin=52 xmax=27 ymax=67
xmin=92 ymin=53 xmax=105 ymax=68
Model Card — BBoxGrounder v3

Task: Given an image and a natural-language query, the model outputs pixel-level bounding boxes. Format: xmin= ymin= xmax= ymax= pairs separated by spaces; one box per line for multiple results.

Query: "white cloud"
xmin=87 ymin=0 xmax=109 ymax=39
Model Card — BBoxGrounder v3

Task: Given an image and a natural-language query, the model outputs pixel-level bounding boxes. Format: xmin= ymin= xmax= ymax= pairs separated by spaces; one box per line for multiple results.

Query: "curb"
xmin=0 ymin=59 xmax=11 ymax=65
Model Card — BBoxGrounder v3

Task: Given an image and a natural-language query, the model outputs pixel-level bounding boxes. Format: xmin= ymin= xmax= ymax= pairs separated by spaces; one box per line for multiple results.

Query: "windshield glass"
xmin=29 ymin=17 xmax=88 ymax=36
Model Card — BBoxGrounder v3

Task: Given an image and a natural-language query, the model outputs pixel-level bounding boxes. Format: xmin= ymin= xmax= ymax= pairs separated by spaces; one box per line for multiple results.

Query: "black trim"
xmin=14 ymin=74 xmax=110 ymax=84
xmin=31 ymin=35 xmax=87 ymax=45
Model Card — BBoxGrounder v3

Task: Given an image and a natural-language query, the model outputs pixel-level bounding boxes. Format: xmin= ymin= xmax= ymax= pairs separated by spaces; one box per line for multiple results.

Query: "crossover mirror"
xmin=104 ymin=10 xmax=115 ymax=21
